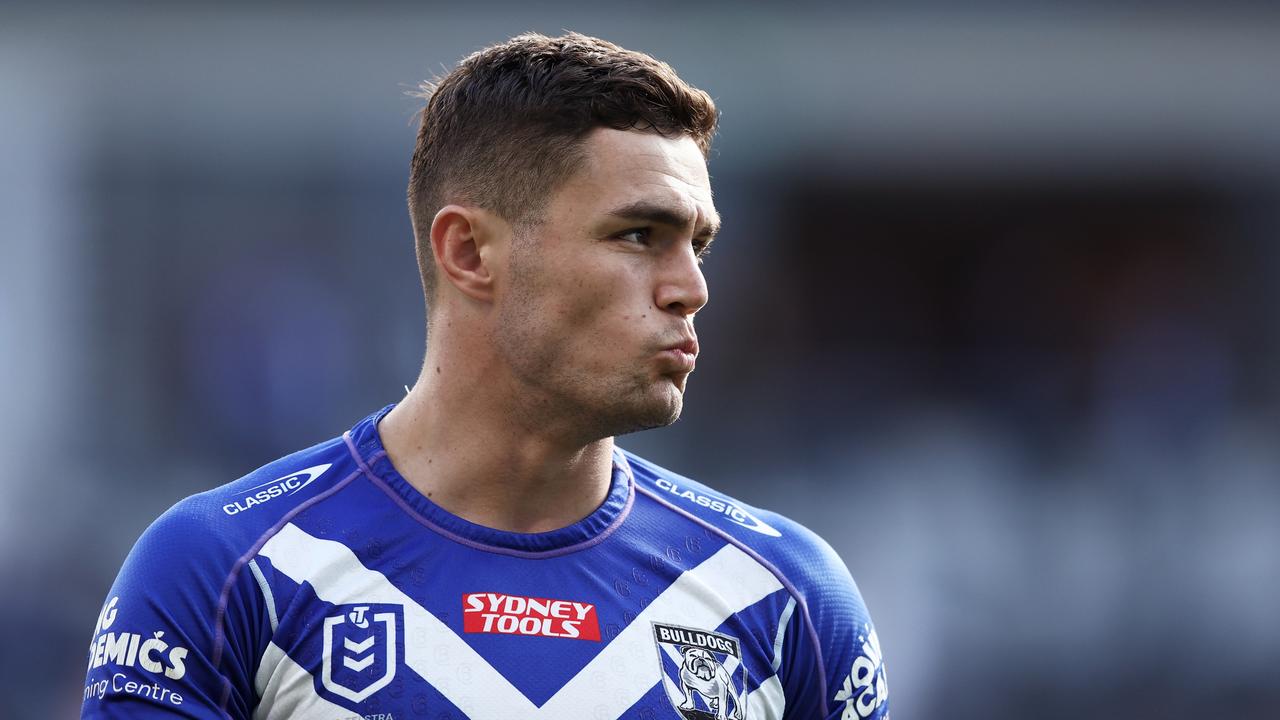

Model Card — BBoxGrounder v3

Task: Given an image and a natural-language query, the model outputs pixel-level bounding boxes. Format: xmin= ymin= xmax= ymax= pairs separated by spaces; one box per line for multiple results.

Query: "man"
xmin=81 ymin=32 xmax=889 ymax=720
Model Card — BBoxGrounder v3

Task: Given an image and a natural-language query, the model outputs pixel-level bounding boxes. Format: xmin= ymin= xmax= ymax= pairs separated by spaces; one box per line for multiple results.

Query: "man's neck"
xmin=377 ymin=362 xmax=616 ymax=535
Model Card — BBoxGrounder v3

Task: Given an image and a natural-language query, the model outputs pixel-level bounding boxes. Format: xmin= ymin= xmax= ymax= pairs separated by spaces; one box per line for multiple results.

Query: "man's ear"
xmin=429 ymin=204 xmax=508 ymax=303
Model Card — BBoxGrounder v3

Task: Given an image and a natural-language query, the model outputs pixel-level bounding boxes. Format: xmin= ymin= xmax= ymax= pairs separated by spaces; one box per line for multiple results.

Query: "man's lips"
xmin=658 ymin=336 xmax=699 ymax=373
xmin=668 ymin=337 xmax=699 ymax=356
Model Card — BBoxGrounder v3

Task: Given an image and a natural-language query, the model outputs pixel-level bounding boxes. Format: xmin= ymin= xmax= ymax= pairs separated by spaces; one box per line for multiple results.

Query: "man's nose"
xmin=654 ymin=246 xmax=709 ymax=316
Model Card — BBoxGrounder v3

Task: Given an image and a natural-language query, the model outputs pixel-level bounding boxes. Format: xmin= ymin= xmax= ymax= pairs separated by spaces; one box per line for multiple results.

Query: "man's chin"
xmin=610 ymin=390 xmax=684 ymax=437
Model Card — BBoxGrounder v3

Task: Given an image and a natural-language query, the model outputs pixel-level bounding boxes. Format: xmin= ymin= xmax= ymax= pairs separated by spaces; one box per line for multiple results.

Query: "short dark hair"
xmin=407 ymin=32 xmax=719 ymax=299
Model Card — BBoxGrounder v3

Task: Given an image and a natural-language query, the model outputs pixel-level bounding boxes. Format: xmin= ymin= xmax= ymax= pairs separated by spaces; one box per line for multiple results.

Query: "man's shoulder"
xmin=622 ymin=449 xmax=887 ymax=718
xmin=139 ymin=435 xmax=357 ymax=564
xmin=622 ymin=448 xmax=848 ymax=594
xmin=84 ymin=438 xmax=361 ymax=718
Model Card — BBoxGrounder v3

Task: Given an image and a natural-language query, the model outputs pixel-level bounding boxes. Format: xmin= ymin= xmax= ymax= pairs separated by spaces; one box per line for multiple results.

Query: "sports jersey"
xmin=81 ymin=405 xmax=889 ymax=720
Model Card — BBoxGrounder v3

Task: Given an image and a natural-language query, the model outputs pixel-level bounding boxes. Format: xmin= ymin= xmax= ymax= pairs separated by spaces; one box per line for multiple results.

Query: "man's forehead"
xmin=576 ymin=129 xmax=717 ymax=228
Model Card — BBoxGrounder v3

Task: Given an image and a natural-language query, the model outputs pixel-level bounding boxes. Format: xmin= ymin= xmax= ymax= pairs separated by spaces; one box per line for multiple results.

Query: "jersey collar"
xmin=344 ymin=405 xmax=635 ymax=557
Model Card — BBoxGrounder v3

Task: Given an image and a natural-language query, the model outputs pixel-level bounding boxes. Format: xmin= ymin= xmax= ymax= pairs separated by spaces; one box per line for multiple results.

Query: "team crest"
xmin=319 ymin=603 xmax=403 ymax=704
xmin=653 ymin=622 xmax=747 ymax=720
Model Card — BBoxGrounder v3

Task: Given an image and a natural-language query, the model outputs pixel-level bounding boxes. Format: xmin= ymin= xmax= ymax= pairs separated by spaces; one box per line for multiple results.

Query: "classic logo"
xmin=653 ymin=622 xmax=747 ymax=720
xmin=652 ymin=478 xmax=781 ymax=537
xmin=463 ymin=592 xmax=601 ymax=641
xmin=319 ymin=604 xmax=403 ymax=705
xmin=222 ymin=464 xmax=331 ymax=515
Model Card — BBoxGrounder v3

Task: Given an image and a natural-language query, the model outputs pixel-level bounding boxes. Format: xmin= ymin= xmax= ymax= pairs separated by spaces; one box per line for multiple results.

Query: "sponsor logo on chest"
xmin=462 ymin=592 xmax=601 ymax=641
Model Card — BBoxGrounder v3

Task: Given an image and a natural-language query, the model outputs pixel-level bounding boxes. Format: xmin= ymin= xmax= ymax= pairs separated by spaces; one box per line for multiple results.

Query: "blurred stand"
xmin=2 ymin=3 xmax=1279 ymax=718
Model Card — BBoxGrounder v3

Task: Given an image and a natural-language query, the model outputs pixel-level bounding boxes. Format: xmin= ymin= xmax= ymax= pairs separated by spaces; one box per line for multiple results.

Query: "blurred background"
xmin=3 ymin=2 xmax=1279 ymax=718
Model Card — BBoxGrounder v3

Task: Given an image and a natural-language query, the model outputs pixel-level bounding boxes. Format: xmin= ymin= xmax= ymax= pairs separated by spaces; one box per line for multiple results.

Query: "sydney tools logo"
xmin=463 ymin=592 xmax=601 ymax=641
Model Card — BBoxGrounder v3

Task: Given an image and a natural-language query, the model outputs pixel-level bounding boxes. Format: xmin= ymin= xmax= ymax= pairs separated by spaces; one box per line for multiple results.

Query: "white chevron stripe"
xmin=253 ymin=641 xmax=351 ymax=720
xmin=539 ymin=541 xmax=782 ymax=717
xmin=772 ymin=597 xmax=797 ymax=673
xmin=260 ymin=524 xmax=536 ymax=716
xmin=258 ymin=522 xmax=784 ymax=719
xmin=747 ymin=674 xmax=785 ymax=719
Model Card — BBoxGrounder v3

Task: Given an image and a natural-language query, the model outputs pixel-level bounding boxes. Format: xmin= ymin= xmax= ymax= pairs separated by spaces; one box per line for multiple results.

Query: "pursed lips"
xmin=663 ymin=334 xmax=699 ymax=357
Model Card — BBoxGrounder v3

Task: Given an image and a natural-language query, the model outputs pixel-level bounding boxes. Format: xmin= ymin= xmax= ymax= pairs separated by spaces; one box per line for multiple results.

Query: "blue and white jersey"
xmin=81 ymin=406 xmax=889 ymax=720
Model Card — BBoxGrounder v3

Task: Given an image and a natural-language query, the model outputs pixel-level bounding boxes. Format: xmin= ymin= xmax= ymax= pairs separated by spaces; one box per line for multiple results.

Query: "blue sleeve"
xmin=81 ymin=495 xmax=270 ymax=719
xmin=776 ymin=526 xmax=890 ymax=720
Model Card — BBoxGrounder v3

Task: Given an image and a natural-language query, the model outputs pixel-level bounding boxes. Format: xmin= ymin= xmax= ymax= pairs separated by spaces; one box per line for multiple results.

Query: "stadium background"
xmin=3 ymin=2 xmax=1279 ymax=718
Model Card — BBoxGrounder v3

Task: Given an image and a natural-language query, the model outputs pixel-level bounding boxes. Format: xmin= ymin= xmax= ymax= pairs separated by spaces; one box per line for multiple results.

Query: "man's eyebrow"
xmin=605 ymin=200 xmax=721 ymax=237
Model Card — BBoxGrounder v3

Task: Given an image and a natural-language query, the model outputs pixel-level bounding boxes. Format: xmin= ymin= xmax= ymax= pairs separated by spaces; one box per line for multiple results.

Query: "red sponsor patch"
xmin=462 ymin=592 xmax=601 ymax=641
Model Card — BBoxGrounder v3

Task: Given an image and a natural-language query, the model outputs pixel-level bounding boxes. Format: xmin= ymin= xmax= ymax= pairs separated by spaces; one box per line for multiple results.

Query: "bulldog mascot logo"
xmin=653 ymin=622 xmax=746 ymax=720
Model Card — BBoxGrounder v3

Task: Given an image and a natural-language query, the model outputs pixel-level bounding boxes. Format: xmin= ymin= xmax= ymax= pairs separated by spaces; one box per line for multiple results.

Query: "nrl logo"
xmin=653 ymin=622 xmax=747 ymax=720
xmin=319 ymin=604 xmax=403 ymax=705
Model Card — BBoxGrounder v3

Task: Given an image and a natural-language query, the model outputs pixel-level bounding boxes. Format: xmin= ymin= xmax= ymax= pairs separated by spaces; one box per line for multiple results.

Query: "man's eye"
xmin=617 ymin=228 xmax=650 ymax=245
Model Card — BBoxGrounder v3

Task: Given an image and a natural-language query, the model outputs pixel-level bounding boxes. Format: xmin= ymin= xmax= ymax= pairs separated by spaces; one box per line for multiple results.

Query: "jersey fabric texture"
xmin=81 ymin=406 xmax=889 ymax=720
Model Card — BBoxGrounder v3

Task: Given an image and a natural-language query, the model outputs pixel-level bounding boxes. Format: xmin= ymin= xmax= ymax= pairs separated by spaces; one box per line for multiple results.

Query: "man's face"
xmin=494 ymin=128 xmax=718 ymax=440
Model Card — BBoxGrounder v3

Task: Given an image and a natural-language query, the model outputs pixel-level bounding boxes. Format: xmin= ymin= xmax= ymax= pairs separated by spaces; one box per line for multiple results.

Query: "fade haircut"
xmin=407 ymin=32 xmax=719 ymax=300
